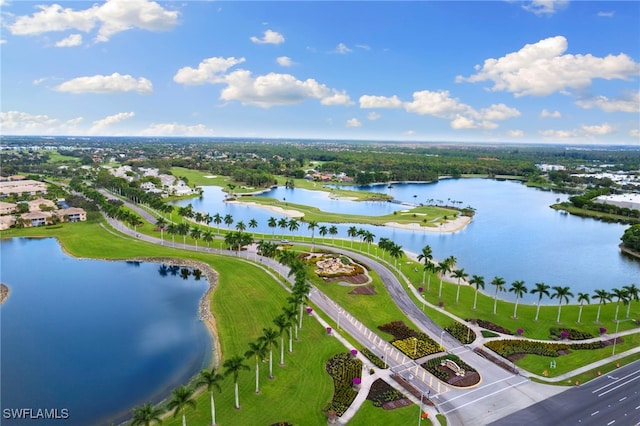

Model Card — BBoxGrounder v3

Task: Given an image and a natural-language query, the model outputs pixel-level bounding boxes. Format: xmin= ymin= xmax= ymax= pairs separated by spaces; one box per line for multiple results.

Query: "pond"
xmin=0 ymin=238 xmax=211 ymax=426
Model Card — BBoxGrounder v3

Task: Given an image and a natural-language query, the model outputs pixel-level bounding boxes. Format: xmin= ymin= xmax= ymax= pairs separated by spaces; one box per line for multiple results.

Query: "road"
xmin=490 ymin=361 xmax=640 ymax=426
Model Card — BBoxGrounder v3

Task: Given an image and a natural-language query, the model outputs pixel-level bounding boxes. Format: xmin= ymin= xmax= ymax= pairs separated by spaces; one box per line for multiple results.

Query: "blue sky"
xmin=1 ymin=0 xmax=639 ymax=144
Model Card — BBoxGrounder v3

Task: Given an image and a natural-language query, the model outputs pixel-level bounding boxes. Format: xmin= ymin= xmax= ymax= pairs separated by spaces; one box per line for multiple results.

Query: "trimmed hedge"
xmin=445 ymin=322 xmax=476 ymax=345
xmin=485 ymin=339 xmax=605 ymax=358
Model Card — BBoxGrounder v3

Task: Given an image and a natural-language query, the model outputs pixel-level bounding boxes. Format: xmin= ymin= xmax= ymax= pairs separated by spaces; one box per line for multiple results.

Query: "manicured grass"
xmin=557 ymin=352 xmax=640 ymax=386
xmin=349 ymin=400 xmax=426 ymax=426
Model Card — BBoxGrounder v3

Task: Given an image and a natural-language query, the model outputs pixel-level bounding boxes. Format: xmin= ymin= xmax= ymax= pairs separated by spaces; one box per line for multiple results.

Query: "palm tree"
xmin=177 ymin=222 xmax=190 ymax=245
xmin=508 ymin=280 xmax=527 ymax=319
xmin=245 ymin=340 xmax=268 ymax=394
xmin=469 ymin=275 xmax=485 ymax=310
xmin=130 ymin=403 xmax=164 ymax=426
xmin=550 ymin=286 xmax=574 ymax=323
xmin=592 ymin=289 xmax=611 ymax=323
xmin=166 ymin=386 xmax=196 ymax=426
xmin=307 ymin=220 xmax=318 ymax=251
xmin=223 ymin=214 xmax=233 ymax=230
xmin=318 ymin=225 xmax=328 ymax=243
xmin=273 ymin=314 xmax=290 ymax=365
xmin=490 ymin=276 xmax=506 ymax=315
xmin=194 ymin=367 xmax=224 ymax=426
xmin=437 ymin=256 xmax=455 ymax=299
xmin=167 ymin=223 xmax=178 ymax=247
xmin=378 ymin=237 xmax=391 ymax=262
xmin=202 ymin=229 xmax=214 ymax=248
xmin=453 ymin=268 xmax=468 ymax=305
xmin=277 ymin=217 xmax=288 ymax=239
xmin=213 ymin=213 xmax=222 ymax=234
xmin=622 ymin=284 xmax=639 ymax=318
xmin=610 ymin=287 xmax=629 ymax=322
xmin=190 ymin=227 xmax=201 ymax=251
xmin=362 ymin=230 xmax=375 ymax=254
xmin=288 ymin=219 xmax=299 ymax=239
xmin=531 ymin=282 xmax=551 ymax=321
xmin=267 ymin=216 xmax=277 ymax=238
xmin=260 ymin=327 xmax=280 ymax=379
xmin=388 ymin=243 xmax=404 ymax=269
xmin=235 ymin=220 xmax=246 ymax=232
xmin=328 ymin=225 xmax=338 ymax=244
xmin=155 ymin=217 xmax=167 ymax=244
xmin=223 ymin=355 xmax=250 ymax=409
xmin=576 ymin=292 xmax=590 ymax=323
xmin=282 ymin=305 xmax=297 ymax=351
xmin=347 ymin=226 xmax=358 ymax=248
xmin=248 ymin=218 xmax=258 ymax=232
xmin=417 ymin=245 xmax=433 ymax=285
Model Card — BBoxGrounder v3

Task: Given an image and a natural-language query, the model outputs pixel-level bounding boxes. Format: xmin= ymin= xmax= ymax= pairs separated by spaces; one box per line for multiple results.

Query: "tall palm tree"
xmin=531 ymin=282 xmax=551 ymax=321
xmin=202 ymin=229 xmax=214 ymax=248
xmin=223 ymin=214 xmax=233 ymax=230
xmin=167 ymin=223 xmax=178 ymax=247
xmin=223 ymin=355 xmax=249 ymax=409
xmin=417 ymin=245 xmax=433 ymax=285
xmin=469 ymin=275 xmax=485 ymax=310
xmin=130 ymin=403 xmax=164 ymax=426
xmin=307 ymin=220 xmax=318 ymax=251
xmin=273 ymin=314 xmax=290 ymax=365
xmin=389 ymin=243 xmax=404 ymax=269
xmin=166 ymin=386 xmax=196 ymax=426
xmin=235 ymin=220 xmax=246 ymax=232
xmin=453 ymin=268 xmax=468 ymax=305
xmin=508 ymin=280 xmax=528 ymax=319
xmin=288 ymin=219 xmax=299 ymax=239
xmin=260 ymin=327 xmax=280 ymax=379
xmin=245 ymin=340 xmax=268 ymax=394
xmin=490 ymin=276 xmax=506 ymax=315
xmin=318 ymin=225 xmax=328 ymax=243
xmin=437 ymin=256 xmax=456 ymax=299
xmin=278 ymin=217 xmax=288 ymax=239
xmin=622 ymin=284 xmax=639 ymax=318
xmin=576 ymin=292 xmax=590 ymax=323
xmin=328 ymin=225 xmax=338 ymax=244
xmin=282 ymin=305 xmax=297 ymax=351
xmin=248 ymin=218 xmax=258 ymax=232
xmin=190 ymin=226 xmax=201 ymax=251
xmin=177 ymin=222 xmax=190 ymax=245
xmin=551 ymin=286 xmax=574 ymax=323
xmin=347 ymin=226 xmax=358 ymax=248
xmin=213 ymin=213 xmax=222 ymax=234
xmin=610 ymin=287 xmax=629 ymax=322
xmin=362 ymin=230 xmax=375 ymax=254
xmin=194 ymin=367 xmax=224 ymax=426
xmin=155 ymin=217 xmax=167 ymax=244
xmin=267 ymin=216 xmax=277 ymax=238
xmin=378 ymin=237 xmax=391 ymax=262
xmin=592 ymin=289 xmax=611 ymax=323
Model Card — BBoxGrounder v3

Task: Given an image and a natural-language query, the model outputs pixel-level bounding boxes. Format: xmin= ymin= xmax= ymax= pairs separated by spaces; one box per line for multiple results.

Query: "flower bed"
xmin=324 ymin=352 xmax=363 ymax=416
xmin=378 ymin=321 xmax=430 ymax=341
xmin=549 ymin=327 xmax=594 ymax=340
xmin=445 ymin=322 xmax=476 ymax=345
xmin=361 ymin=348 xmax=388 ymax=369
xmin=392 ymin=337 xmax=441 ymax=359
xmin=485 ymin=339 xmax=605 ymax=358
xmin=366 ymin=379 xmax=407 ymax=408
xmin=421 ymin=355 xmax=480 ymax=387
xmin=467 ymin=319 xmax=513 ymax=335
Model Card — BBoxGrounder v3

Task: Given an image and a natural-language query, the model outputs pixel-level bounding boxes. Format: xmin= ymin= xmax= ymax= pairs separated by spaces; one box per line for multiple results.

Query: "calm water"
xmin=174 ymin=178 xmax=639 ymax=302
xmin=0 ymin=238 xmax=211 ymax=426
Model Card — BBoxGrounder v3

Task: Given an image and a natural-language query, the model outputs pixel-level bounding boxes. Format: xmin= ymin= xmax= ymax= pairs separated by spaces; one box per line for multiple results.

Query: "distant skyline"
xmin=1 ymin=0 xmax=639 ymax=145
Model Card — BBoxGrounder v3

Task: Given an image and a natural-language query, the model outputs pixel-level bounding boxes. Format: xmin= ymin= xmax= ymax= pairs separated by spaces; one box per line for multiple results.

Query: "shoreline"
xmin=384 ymin=215 xmax=471 ymax=233
xmin=225 ymin=199 xmax=305 ymax=218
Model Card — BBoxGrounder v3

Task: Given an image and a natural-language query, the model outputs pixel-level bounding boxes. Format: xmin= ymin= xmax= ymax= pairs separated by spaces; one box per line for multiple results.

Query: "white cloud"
xmin=507 ymin=129 xmax=524 ymax=137
xmin=89 ymin=111 xmax=135 ymax=133
xmin=276 ymin=56 xmax=293 ymax=67
xmin=55 ymin=72 xmax=153 ymax=94
xmin=405 ymin=130 xmax=415 ymax=136
xmin=173 ymin=57 xmax=245 ymax=85
xmin=367 ymin=112 xmax=381 ymax=121
xmin=450 ymin=115 xmax=478 ymax=129
xmin=250 ymin=29 xmax=284 ymax=45
xmin=220 ymin=70 xmax=349 ymax=108
xmin=575 ymin=92 xmax=640 ymax=113
xmin=522 ymin=0 xmax=569 ymax=16
xmin=581 ymin=123 xmax=616 ymax=135
xmin=346 ymin=118 xmax=362 ymax=127
xmin=8 ymin=0 xmax=179 ymax=43
xmin=0 ymin=110 xmax=83 ymax=134
xmin=539 ymin=129 xmax=578 ymax=139
xmin=355 ymin=44 xmax=371 ymax=51
xmin=55 ymin=34 xmax=82 ymax=47
xmin=359 ymin=95 xmax=403 ymax=109
xmin=597 ymin=11 xmax=615 ymax=17
xmin=404 ymin=90 xmax=469 ymax=118
xmin=0 ymin=39 xmax=7 ymax=45
xmin=335 ymin=43 xmax=352 ymax=54
xmin=630 ymin=129 xmax=640 ymax=138
xmin=139 ymin=123 xmax=215 ymax=136
xmin=540 ymin=109 xmax=562 ymax=118
xmin=479 ymin=103 xmax=521 ymax=121
xmin=457 ymin=36 xmax=640 ymax=97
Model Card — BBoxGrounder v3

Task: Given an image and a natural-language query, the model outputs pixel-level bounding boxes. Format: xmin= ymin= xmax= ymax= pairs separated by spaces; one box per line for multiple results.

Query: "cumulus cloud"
xmin=575 ymin=92 xmax=640 ymax=113
xmin=250 ymin=29 xmax=284 ymax=45
xmin=89 ymin=111 xmax=134 ymax=133
xmin=55 ymin=34 xmax=82 ymax=47
xmin=540 ymin=109 xmax=562 ymax=118
xmin=540 ymin=123 xmax=617 ymax=140
xmin=8 ymin=0 xmax=178 ymax=43
xmin=276 ymin=56 xmax=293 ymax=67
xmin=507 ymin=129 xmax=524 ymax=137
xmin=359 ymin=95 xmax=403 ymax=109
xmin=335 ymin=43 xmax=352 ymax=54
xmin=55 ymin=72 xmax=153 ymax=94
xmin=630 ymin=129 xmax=640 ymax=138
xmin=139 ymin=123 xmax=215 ymax=136
xmin=522 ymin=0 xmax=569 ymax=16
xmin=173 ymin=57 xmax=245 ymax=85
xmin=220 ymin=70 xmax=350 ymax=108
xmin=0 ymin=110 xmax=83 ymax=134
xmin=367 ymin=112 xmax=381 ymax=121
xmin=346 ymin=118 xmax=362 ymax=127
xmin=457 ymin=36 xmax=640 ymax=97
xmin=581 ymin=123 xmax=616 ymax=135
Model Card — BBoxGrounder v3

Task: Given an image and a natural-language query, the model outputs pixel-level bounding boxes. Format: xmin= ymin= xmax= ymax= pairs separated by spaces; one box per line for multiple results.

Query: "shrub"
xmin=366 ymin=379 xmax=406 ymax=407
xmin=361 ymin=348 xmax=387 ymax=369
xmin=324 ymin=352 xmax=363 ymax=416
xmin=485 ymin=340 xmax=605 ymax=358
xmin=468 ymin=319 xmax=513 ymax=335
xmin=549 ymin=327 xmax=594 ymax=341
xmin=445 ymin=322 xmax=476 ymax=345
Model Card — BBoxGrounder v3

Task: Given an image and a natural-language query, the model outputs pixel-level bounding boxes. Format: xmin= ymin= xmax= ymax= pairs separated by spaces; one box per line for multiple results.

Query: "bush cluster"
xmin=366 ymin=379 xmax=406 ymax=407
xmin=392 ymin=337 xmax=441 ymax=359
xmin=485 ymin=339 xmax=605 ymax=358
xmin=324 ymin=352 xmax=363 ymax=416
xmin=360 ymin=348 xmax=387 ymax=369
xmin=468 ymin=319 xmax=513 ymax=335
xmin=378 ymin=321 xmax=430 ymax=341
xmin=445 ymin=322 xmax=476 ymax=345
xmin=549 ymin=327 xmax=594 ymax=341
xmin=421 ymin=355 xmax=477 ymax=382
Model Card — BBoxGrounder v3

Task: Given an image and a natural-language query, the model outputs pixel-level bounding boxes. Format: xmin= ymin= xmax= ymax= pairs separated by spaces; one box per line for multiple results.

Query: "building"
xmin=20 ymin=211 xmax=52 ymax=227
xmin=28 ymin=198 xmax=57 ymax=212
xmin=594 ymin=194 xmax=640 ymax=211
xmin=0 ymin=201 xmax=17 ymax=215
xmin=56 ymin=207 xmax=87 ymax=222
xmin=0 ymin=180 xmax=47 ymax=197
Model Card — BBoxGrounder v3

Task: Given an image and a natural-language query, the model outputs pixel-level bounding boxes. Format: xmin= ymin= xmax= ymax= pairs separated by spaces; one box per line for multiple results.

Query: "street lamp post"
xmin=612 ymin=319 xmax=633 ymax=356
xmin=417 ymin=391 xmax=424 ymax=426
xmin=440 ymin=330 xmax=445 ymax=350
xmin=413 ymin=337 xmax=418 ymax=357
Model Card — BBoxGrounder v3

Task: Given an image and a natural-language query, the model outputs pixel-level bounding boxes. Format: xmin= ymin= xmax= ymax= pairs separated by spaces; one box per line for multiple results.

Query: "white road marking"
xmin=440 ymin=378 xmax=529 ymax=414
xmin=620 ymin=397 xmax=627 ymax=402
xmin=607 ymin=420 xmax=615 ymax=425
xmin=598 ymin=375 xmax=640 ymax=397
xmin=592 ymin=411 xmax=600 ymax=416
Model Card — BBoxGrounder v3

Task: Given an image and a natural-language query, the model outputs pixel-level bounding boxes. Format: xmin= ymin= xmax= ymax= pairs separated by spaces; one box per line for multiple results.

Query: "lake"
xmin=0 ymin=238 xmax=211 ymax=426
xmin=173 ymin=178 xmax=638 ymax=302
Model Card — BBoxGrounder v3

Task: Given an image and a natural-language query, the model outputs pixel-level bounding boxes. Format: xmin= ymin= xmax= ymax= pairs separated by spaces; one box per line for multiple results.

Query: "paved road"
xmin=490 ymin=361 xmax=640 ymax=426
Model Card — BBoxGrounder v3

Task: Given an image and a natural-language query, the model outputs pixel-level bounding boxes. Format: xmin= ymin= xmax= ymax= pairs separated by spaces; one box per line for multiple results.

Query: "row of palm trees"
xmin=130 ymin=248 xmax=313 ymax=426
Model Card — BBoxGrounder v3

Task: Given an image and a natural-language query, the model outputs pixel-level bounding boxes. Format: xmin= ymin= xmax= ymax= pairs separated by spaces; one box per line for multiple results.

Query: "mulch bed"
xmin=349 ymin=285 xmax=377 ymax=295
xmin=446 ymin=370 xmax=481 ymax=387
xmin=602 ymin=337 xmax=624 ymax=346
xmin=382 ymin=399 xmax=413 ymax=410
xmin=324 ymin=273 xmax=369 ymax=284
